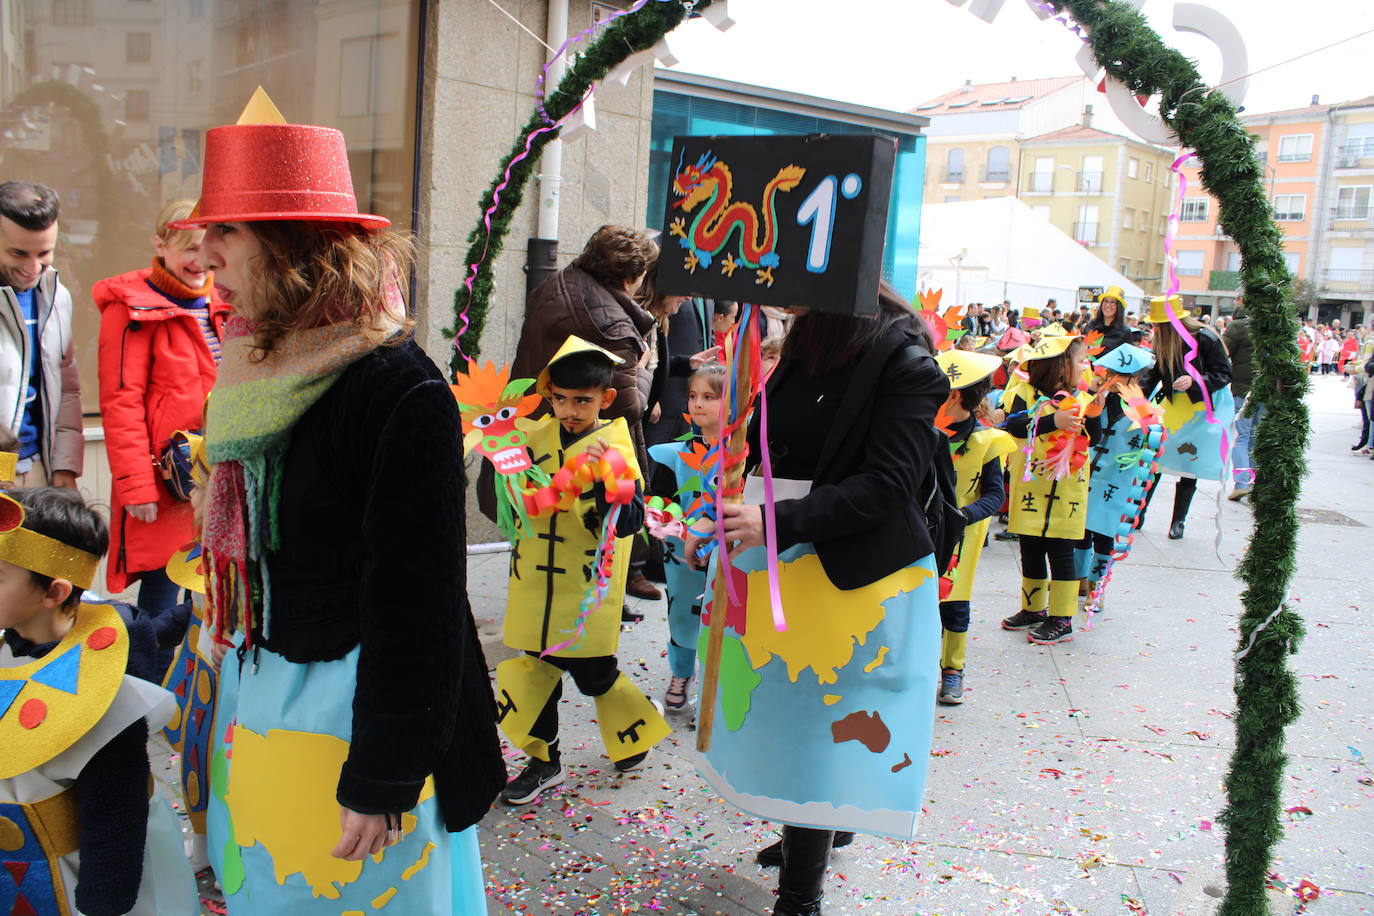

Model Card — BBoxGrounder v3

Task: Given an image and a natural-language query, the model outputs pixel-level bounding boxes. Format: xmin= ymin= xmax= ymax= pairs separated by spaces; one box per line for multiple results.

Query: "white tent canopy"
xmin=916 ymin=197 xmax=1145 ymax=313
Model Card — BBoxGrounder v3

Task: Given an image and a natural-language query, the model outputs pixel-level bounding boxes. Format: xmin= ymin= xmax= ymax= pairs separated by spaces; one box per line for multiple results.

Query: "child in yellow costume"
xmin=0 ymin=487 xmax=197 ymax=916
xmin=496 ymin=336 xmax=670 ymax=806
xmin=998 ymin=335 xmax=1104 ymax=645
xmin=934 ymin=350 xmax=1016 ymax=704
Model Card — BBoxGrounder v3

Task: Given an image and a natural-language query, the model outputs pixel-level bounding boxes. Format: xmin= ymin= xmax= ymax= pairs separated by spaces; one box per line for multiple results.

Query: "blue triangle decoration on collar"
xmin=31 ymin=644 xmax=81 ymax=694
xmin=0 ymin=679 xmax=23 ymax=718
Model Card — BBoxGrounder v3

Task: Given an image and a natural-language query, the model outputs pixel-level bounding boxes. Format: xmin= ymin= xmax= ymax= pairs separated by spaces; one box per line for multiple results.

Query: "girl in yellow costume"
xmin=933 ymin=350 xmax=1015 ymax=704
xmin=496 ymin=336 xmax=670 ymax=807
xmin=999 ymin=335 xmax=1104 ymax=645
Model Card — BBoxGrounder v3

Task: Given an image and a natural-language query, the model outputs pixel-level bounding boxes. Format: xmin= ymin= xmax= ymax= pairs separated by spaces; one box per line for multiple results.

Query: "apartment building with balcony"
xmin=1318 ymin=95 xmax=1374 ymax=324
xmin=1018 ymin=125 xmax=1176 ymax=290
xmin=1173 ymin=100 xmax=1326 ymax=317
xmin=1173 ymin=95 xmax=1374 ymax=324
xmin=915 ymin=76 xmax=1174 ymax=293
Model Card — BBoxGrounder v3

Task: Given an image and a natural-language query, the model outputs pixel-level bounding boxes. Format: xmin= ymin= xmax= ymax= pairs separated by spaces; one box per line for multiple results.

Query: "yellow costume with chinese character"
xmin=1007 ymin=389 xmax=1095 ymax=541
xmin=497 ymin=414 xmax=670 ymax=764
xmin=948 ymin=427 xmax=1017 ymax=603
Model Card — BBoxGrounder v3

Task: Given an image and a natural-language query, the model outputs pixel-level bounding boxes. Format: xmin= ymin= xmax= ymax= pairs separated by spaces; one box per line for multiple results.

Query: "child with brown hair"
xmin=998 ymin=336 xmax=1104 ymax=645
xmin=648 ymin=362 xmax=725 ymax=712
xmin=0 ymin=486 xmax=196 ymax=915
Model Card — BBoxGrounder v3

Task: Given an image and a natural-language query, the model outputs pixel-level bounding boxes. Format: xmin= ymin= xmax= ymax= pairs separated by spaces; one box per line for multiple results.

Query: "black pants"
xmin=1018 ymin=534 xmax=1078 ymax=580
xmin=1358 ymin=398 xmax=1370 ymax=448
xmin=1136 ymin=475 xmax=1197 ymax=527
xmin=1078 ymin=530 xmax=1114 ymax=555
xmin=939 ymin=600 xmax=971 ymax=633
xmin=775 ymin=825 xmax=832 ymax=915
xmin=527 ymin=653 xmax=620 ymax=764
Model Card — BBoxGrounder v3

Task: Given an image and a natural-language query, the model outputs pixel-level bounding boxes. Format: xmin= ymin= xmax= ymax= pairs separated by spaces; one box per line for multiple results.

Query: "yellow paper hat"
xmin=166 ymin=543 xmax=206 ymax=595
xmin=936 ymin=350 xmax=1003 ymax=390
xmin=1040 ymin=324 xmax=1067 ymax=338
xmin=0 ymin=492 xmax=99 ymax=590
xmin=536 ymin=335 xmax=626 ymax=398
xmin=1021 ymin=333 xmax=1081 ymax=362
xmin=0 ymin=451 xmax=16 ymax=486
xmin=1147 ymin=294 xmax=1191 ymax=323
xmin=1097 ymin=285 xmax=1125 ymax=304
xmin=1021 ymin=306 xmax=1041 ymax=320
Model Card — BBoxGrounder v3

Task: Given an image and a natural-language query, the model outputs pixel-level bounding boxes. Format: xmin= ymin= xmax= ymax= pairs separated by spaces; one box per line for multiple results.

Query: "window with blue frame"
xmin=648 ymin=90 xmax=926 ymax=299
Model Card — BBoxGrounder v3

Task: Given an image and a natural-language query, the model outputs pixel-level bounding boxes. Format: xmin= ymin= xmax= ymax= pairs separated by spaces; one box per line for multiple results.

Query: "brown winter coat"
xmin=479 ymin=265 xmax=655 ymax=523
xmin=510 ymin=265 xmax=655 ymax=424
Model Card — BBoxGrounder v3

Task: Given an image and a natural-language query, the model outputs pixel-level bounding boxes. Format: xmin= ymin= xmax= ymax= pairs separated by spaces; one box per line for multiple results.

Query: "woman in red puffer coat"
xmin=96 ymin=199 xmax=229 ymax=614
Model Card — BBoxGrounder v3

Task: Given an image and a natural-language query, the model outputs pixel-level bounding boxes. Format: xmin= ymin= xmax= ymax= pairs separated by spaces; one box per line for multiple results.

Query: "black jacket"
xmin=1086 ymin=319 xmax=1138 ymax=356
xmin=263 ymin=339 xmax=505 ymax=831
xmin=646 ymin=298 xmax=712 ymax=446
xmin=751 ymin=325 xmax=950 ymax=590
xmin=1141 ymin=326 xmax=1232 ymax=403
xmin=1222 ymin=315 xmax=1254 ymax=400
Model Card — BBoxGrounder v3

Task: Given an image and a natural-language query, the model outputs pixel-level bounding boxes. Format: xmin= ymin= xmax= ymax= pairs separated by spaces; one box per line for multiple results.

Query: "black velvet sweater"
xmin=258 ymin=338 xmax=506 ymax=830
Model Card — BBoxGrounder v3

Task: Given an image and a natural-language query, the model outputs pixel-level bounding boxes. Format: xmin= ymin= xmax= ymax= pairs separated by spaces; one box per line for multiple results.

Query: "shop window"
xmin=2 ymin=0 xmax=421 ymax=418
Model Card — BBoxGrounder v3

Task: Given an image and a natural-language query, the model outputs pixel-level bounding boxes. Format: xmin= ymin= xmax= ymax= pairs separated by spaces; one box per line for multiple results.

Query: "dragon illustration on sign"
xmin=668 ymin=150 xmax=805 ymax=287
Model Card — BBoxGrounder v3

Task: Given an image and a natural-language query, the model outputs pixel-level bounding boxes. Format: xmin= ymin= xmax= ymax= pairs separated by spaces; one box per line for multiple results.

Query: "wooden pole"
xmin=696 ymin=306 xmax=757 ymax=752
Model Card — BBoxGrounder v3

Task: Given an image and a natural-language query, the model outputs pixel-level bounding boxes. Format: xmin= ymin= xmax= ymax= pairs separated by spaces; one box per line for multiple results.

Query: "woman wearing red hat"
xmin=178 ymin=94 xmax=503 ymax=914
xmin=95 ymin=200 xmax=230 ymax=634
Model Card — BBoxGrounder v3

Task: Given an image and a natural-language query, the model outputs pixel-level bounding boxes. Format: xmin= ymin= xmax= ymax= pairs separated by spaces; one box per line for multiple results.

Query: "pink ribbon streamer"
xmin=1162 ymin=152 xmax=1232 ymax=469
xmin=754 ymin=327 xmax=787 ymax=633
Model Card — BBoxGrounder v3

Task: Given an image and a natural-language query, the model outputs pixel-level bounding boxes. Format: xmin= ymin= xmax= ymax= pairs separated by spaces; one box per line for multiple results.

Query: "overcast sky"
xmin=661 ymin=0 xmax=1374 ymax=119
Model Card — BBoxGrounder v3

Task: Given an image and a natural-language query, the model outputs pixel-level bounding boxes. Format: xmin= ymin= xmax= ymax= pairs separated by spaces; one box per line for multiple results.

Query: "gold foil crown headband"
xmin=0 ymin=492 xmax=99 ymax=590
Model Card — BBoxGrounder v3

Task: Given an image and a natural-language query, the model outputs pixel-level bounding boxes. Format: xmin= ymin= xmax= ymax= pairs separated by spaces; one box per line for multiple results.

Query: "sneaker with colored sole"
xmin=1001 ymin=609 xmax=1047 ymax=630
xmin=1027 ymin=616 xmax=1074 ymax=645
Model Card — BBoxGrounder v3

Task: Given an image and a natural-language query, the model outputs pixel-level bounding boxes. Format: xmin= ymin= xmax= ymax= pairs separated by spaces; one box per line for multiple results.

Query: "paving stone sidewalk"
xmin=472 ymin=375 xmax=1374 ymax=915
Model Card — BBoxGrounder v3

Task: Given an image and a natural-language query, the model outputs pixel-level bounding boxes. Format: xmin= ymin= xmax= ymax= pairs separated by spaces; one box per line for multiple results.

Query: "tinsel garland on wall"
xmin=443 ymin=0 xmax=713 ymax=371
xmin=1047 ymin=2 xmax=1309 ymax=913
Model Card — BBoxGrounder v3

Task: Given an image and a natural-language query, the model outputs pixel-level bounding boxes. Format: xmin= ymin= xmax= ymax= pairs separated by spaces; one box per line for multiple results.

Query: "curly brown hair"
xmin=572 ymin=225 xmax=657 ymax=288
xmin=243 ymin=220 xmax=415 ymax=357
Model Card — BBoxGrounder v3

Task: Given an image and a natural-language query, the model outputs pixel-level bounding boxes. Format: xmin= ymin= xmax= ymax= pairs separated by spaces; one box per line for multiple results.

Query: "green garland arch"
xmin=442 ymin=0 xmax=714 ymax=371
xmin=452 ymin=2 xmax=1309 ymax=911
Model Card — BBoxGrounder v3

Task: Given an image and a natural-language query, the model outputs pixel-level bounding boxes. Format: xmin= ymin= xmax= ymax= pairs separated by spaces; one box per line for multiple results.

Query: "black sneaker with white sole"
xmin=1026 ymin=616 xmax=1074 ymax=645
xmin=614 ymin=749 xmax=651 ymax=772
xmin=1001 ymin=609 xmax=1047 ymax=630
xmin=500 ymin=758 xmax=565 ymax=806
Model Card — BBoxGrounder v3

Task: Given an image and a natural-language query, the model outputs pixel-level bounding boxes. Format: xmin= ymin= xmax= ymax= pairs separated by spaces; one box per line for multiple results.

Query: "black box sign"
xmin=1078 ymin=286 xmax=1105 ymax=305
xmin=656 ymin=134 xmax=896 ymax=316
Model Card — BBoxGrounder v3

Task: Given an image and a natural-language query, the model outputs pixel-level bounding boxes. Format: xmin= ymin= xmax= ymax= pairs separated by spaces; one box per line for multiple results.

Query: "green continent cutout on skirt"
xmin=700 ymin=630 xmax=762 ymax=731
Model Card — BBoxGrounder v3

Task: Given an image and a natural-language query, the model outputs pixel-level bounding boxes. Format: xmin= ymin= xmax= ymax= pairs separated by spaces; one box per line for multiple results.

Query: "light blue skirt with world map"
xmin=207 ymin=643 xmax=485 ymax=914
xmin=695 ymin=543 xmax=940 ymax=839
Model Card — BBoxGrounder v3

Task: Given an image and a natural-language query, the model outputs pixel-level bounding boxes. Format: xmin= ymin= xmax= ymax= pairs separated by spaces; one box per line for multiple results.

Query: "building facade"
xmin=1173 ymin=94 xmax=1374 ymax=324
xmin=1018 ymin=125 xmax=1175 ymax=291
xmin=914 ymin=76 xmax=1174 ymax=296
xmin=649 ymin=70 xmax=928 ymax=298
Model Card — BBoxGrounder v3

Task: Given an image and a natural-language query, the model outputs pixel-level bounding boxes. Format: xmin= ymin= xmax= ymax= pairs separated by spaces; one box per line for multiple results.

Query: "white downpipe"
xmin=537 ymin=0 xmax=569 ymax=241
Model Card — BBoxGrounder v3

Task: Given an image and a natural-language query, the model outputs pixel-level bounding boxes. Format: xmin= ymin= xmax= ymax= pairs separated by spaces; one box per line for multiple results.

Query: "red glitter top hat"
xmin=171 ymin=87 xmax=388 ymax=230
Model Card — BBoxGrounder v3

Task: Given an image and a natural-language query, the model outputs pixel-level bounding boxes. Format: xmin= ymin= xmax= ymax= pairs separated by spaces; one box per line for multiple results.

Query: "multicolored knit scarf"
xmin=202 ymin=315 xmax=391 ymax=646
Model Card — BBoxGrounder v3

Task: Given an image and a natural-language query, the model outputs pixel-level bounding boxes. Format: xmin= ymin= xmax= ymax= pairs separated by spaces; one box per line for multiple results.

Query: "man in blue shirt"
xmin=0 ymin=181 xmax=83 ymax=488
